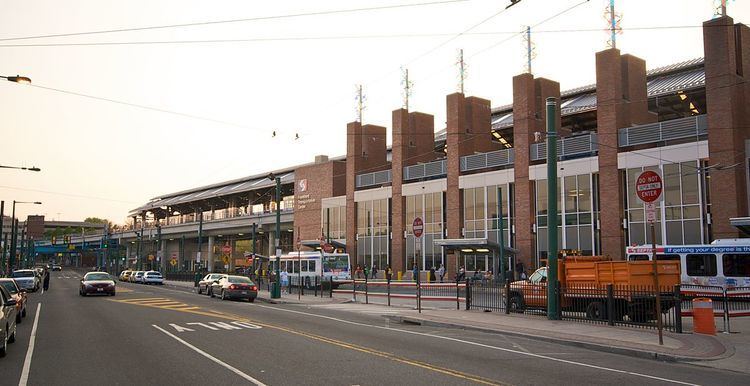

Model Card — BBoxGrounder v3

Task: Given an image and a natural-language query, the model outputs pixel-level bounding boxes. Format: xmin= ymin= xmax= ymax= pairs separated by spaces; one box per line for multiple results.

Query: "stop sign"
xmin=636 ymin=170 xmax=663 ymax=203
xmin=412 ymin=217 xmax=424 ymax=238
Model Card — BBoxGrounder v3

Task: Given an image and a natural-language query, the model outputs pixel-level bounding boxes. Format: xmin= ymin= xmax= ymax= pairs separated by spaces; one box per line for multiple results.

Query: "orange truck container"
xmin=508 ymin=256 xmax=680 ymax=321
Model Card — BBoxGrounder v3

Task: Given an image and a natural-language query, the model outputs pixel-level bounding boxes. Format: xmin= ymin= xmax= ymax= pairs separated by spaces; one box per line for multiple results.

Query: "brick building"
xmin=125 ymin=16 xmax=750 ymax=277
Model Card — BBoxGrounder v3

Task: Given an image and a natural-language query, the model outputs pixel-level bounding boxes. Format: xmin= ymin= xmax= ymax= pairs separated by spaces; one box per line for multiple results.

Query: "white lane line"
xmin=152 ymin=325 xmax=266 ymax=385
xmin=18 ymin=303 xmax=42 ymax=386
xmin=254 ymin=304 xmax=698 ymax=386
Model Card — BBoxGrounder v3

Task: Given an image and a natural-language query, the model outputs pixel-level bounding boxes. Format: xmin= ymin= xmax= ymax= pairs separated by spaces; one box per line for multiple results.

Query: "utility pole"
xmin=269 ymin=174 xmax=282 ymax=299
xmin=251 ymin=222 xmax=256 ymax=275
xmin=197 ymin=210 xmax=203 ymax=272
xmin=546 ymin=97 xmax=560 ymax=320
xmin=457 ymin=49 xmax=466 ymax=94
xmin=497 ymin=187 xmax=506 ymax=282
xmin=9 ymin=203 xmax=16 ymax=271
xmin=0 ymin=201 xmax=4 ymax=274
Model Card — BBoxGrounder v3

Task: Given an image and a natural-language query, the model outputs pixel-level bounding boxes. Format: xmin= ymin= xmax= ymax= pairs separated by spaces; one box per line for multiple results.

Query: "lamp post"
xmin=545 ymin=97 xmax=560 ymax=321
xmin=0 ymin=165 xmax=41 ymax=172
xmin=9 ymin=201 xmax=41 ymax=271
xmin=0 ymin=75 xmax=31 ymax=84
xmin=268 ymin=173 xmax=282 ymax=299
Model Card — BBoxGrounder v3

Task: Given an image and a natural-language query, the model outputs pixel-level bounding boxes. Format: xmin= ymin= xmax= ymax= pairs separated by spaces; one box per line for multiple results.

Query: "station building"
xmin=121 ymin=16 xmax=750 ymax=278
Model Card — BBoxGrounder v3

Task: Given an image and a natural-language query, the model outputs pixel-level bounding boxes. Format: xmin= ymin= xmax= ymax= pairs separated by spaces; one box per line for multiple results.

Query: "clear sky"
xmin=1 ymin=0 xmax=747 ymax=225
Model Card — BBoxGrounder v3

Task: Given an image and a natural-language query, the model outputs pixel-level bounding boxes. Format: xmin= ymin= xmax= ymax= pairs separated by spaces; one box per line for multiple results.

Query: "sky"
xmin=0 ymin=0 xmax=747 ymax=225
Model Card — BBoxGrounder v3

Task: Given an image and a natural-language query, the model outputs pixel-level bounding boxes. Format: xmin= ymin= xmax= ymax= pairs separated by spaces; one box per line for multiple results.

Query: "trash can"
xmin=692 ymin=297 xmax=716 ymax=335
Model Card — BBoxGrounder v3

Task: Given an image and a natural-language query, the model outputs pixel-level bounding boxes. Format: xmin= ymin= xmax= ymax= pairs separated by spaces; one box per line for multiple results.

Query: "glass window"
xmin=723 ymin=254 xmax=750 ymax=277
xmin=464 ymin=189 xmax=475 ymax=221
xmin=686 ymin=254 xmax=717 ymax=276
xmin=309 ymin=260 xmax=316 ymax=273
xmin=666 ymin=221 xmax=683 ymax=244
xmin=681 ymin=161 xmax=700 ymax=205
xmin=664 ymin=163 xmax=681 ymax=206
xmin=301 ymin=261 xmax=308 ymax=272
xmin=565 ymin=175 xmax=577 ymax=213
xmin=536 ymin=179 xmax=548 ymax=216
xmin=578 ymin=174 xmax=591 ymax=211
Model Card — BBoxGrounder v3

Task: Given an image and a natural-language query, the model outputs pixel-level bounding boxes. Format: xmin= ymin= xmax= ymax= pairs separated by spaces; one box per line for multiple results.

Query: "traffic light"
xmin=51 ymin=236 xmax=57 ymax=245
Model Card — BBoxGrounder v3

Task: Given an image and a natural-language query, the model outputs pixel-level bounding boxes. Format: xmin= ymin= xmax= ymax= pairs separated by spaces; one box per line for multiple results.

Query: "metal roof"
xmin=129 ymin=171 xmax=295 ymax=215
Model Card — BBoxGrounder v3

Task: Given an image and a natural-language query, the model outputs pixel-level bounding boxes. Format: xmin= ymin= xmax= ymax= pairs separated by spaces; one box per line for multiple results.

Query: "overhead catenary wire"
xmin=0 ymin=0 xmax=469 ymax=42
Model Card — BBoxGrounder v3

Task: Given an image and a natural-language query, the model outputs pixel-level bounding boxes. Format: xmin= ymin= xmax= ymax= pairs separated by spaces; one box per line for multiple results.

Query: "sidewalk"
xmin=161 ymin=280 xmax=747 ymax=372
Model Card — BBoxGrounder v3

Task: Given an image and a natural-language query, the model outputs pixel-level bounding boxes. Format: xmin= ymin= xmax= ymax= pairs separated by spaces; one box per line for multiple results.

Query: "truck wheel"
xmin=585 ymin=301 xmax=607 ymax=320
xmin=508 ymin=295 xmax=525 ymax=313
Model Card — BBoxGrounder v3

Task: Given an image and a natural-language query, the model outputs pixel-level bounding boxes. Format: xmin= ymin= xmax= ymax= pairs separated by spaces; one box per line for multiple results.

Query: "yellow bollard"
xmin=397 ymin=271 xmax=403 ymax=281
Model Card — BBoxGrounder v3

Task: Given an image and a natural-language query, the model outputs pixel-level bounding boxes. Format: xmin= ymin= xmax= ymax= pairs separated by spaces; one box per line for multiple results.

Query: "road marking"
xmin=166 ymin=321 xmax=262 ymax=333
xmin=152 ymin=325 xmax=267 ymax=385
xmin=18 ymin=303 xmax=42 ymax=386
xmin=255 ymin=304 xmax=699 ymax=386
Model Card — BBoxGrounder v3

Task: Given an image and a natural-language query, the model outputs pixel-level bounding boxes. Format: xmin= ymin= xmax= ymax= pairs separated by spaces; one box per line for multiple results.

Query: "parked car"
xmin=79 ymin=272 xmax=116 ymax=296
xmin=132 ymin=271 xmax=145 ymax=284
xmin=0 ymin=279 xmax=27 ymax=323
xmin=209 ymin=275 xmax=258 ymax=302
xmin=197 ymin=274 xmax=227 ymax=295
xmin=119 ymin=270 xmax=133 ymax=282
xmin=11 ymin=270 xmax=40 ymax=292
xmin=0 ymin=286 xmax=18 ymax=357
xmin=143 ymin=271 xmax=164 ymax=285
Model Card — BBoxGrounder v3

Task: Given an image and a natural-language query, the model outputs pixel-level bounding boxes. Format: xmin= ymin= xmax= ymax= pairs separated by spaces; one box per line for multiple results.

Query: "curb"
xmin=385 ymin=315 xmax=728 ymax=363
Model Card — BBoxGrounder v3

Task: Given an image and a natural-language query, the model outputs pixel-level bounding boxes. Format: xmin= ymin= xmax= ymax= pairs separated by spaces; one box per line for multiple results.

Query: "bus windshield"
xmin=323 ymin=255 xmax=349 ymax=272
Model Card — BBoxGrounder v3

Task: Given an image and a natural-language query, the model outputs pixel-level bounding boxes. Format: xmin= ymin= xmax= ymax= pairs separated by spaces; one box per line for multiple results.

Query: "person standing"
xmin=385 ymin=265 xmax=393 ymax=282
xmin=429 ymin=266 xmax=436 ymax=283
xmin=412 ymin=263 xmax=419 ymax=282
xmin=371 ymin=264 xmax=378 ymax=279
xmin=43 ymin=270 xmax=50 ymax=291
xmin=281 ymin=270 xmax=289 ymax=294
xmin=437 ymin=264 xmax=445 ymax=283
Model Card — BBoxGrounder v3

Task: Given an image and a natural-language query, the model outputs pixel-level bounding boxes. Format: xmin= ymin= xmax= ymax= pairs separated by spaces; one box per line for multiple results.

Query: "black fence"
xmin=333 ymin=278 xmax=467 ymax=311
xmin=466 ymin=281 xmax=683 ymax=332
xmin=165 ymin=271 xmax=200 ymax=282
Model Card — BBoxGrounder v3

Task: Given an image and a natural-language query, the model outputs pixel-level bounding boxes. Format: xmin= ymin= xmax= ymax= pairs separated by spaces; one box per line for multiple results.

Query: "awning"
xmin=730 ymin=217 xmax=750 ymax=236
xmin=433 ymin=238 xmax=517 ymax=254
xmin=300 ymin=239 xmax=346 ymax=251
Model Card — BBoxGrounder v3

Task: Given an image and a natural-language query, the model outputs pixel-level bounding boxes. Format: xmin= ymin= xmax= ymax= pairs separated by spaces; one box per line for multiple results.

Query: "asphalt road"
xmin=1 ymin=271 xmax=749 ymax=386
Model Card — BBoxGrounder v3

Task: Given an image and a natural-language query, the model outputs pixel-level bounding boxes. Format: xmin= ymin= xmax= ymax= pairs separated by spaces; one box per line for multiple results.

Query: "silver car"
xmin=10 ymin=270 xmax=39 ymax=292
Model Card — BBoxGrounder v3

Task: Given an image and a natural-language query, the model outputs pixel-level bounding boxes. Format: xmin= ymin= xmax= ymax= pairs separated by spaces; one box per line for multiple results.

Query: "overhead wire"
xmin=0 ymin=0 xmax=470 ymax=42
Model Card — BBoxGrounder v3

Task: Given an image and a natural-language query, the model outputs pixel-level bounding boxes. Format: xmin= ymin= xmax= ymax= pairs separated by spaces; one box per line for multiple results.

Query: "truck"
xmin=508 ymin=256 xmax=680 ymax=322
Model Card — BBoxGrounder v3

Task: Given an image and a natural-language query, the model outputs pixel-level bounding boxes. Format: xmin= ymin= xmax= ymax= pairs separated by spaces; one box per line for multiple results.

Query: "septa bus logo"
xmin=298 ymin=179 xmax=308 ymax=192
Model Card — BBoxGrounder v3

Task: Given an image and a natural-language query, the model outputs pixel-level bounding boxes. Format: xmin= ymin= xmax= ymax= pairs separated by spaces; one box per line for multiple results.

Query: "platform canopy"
xmin=730 ymin=217 xmax=750 ymax=236
xmin=433 ymin=238 xmax=517 ymax=255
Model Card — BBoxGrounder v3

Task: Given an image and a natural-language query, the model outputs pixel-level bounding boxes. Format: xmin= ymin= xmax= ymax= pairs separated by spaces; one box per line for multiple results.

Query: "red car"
xmin=0 ymin=279 xmax=27 ymax=323
xmin=79 ymin=272 xmax=116 ymax=296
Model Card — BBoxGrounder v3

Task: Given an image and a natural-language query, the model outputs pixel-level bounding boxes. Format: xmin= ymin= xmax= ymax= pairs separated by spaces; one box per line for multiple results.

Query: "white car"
xmin=132 ymin=271 xmax=145 ymax=283
xmin=143 ymin=271 xmax=164 ymax=285
xmin=11 ymin=270 xmax=40 ymax=292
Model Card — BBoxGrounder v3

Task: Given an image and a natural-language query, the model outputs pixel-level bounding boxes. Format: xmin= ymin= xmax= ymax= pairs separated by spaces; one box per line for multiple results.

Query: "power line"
xmin=0 ymin=185 xmax=140 ymax=204
xmin=0 ymin=0 xmax=469 ymax=43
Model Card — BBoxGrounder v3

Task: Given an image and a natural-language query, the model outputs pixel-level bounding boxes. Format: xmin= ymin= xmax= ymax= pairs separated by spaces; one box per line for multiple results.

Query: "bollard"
xmin=329 ymin=276 xmax=333 ymax=298
xmin=692 ymin=297 xmax=716 ymax=335
xmin=397 ymin=271 xmax=403 ymax=281
xmin=606 ymin=284 xmax=615 ymax=326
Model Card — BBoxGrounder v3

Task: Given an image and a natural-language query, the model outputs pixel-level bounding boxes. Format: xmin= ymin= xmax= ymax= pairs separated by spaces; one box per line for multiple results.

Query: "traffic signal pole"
xmin=546 ymin=97 xmax=561 ymax=321
xmin=271 ymin=176 xmax=281 ymax=299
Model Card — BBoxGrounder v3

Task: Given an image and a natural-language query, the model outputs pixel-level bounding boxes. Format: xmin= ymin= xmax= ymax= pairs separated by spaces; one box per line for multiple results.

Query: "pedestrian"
xmin=457 ymin=266 xmax=466 ymax=282
xmin=281 ymin=270 xmax=289 ymax=294
xmin=437 ymin=264 xmax=445 ymax=283
xmin=371 ymin=264 xmax=378 ymax=279
xmin=43 ymin=270 xmax=50 ymax=291
xmin=429 ymin=266 xmax=436 ymax=283
xmin=412 ymin=263 xmax=419 ymax=282
xmin=483 ymin=270 xmax=492 ymax=286
xmin=471 ymin=270 xmax=481 ymax=283
xmin=363 ymin=265 xmax=370 ymax=280
xmin=385 ymin=265 xmax=393 ymax=282
xmin=355 ymin=265 xmax=363 ymax=279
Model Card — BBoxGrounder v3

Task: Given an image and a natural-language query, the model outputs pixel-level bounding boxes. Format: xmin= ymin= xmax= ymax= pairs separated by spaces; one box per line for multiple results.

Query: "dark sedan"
xmin=209 ymin=275 xmax=258 ymax=302
xmin=0 ymin=279 xmax=27 ymax=323
xmin=79 ymin=272 xmax=116 ymax=296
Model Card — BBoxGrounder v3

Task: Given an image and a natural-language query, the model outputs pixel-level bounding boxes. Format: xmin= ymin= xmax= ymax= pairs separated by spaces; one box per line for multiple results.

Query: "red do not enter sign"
xmin=412 ymin=217 xmax=424 ymax=238
xmin=636 ymin=170 xmax=663 ymax=203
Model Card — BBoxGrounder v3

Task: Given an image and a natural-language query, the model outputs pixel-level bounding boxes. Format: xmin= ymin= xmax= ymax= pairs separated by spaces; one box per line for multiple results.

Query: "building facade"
xmin=117 ymin=16 xmax=750 ymax=278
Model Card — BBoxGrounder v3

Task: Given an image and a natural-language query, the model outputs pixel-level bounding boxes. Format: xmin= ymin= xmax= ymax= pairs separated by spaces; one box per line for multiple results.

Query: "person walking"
xmin=437 ymin=264 xmax=445 ymax=283
xmin=281 ymin=270 xmax=289 ymax=294
xmin=429 ymin=266 xmax=436 ymax=283
xmin=43 ymin=270 xmax=50 ymax=291
xmin=412 ymin=263 xmax=419 ymax=282
xmin=371 ymin=264 xmax=378 ymax=279
xmin=385 ymin=265 xmax=393 ymax=282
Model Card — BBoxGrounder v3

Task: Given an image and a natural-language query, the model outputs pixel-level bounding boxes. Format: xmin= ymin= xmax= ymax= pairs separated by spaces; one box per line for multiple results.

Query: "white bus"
xmin=626 ymin=239 xmax=750 ymax=288
xmin=269 ymin=251 xmax=351 ymax=286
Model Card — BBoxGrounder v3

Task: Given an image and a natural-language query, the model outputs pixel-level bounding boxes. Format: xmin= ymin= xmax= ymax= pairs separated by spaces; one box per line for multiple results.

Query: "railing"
xmin=460 ymin=148 xmax=514 ymax=172
xmin=355 ymin=169 xmax=392 ymax=188
xmin=403 ymin=159 xmax=447 ymax=181
xmin=333 ymin=277 xmax=466 ymax=311
xmin=531 ymin=133 xmax=598 ymax=161
xmin=618 ymin=115 xmax=707 ymax=147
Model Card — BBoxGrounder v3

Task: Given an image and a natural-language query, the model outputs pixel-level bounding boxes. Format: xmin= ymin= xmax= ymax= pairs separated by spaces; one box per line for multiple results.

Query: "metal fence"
xmin=679 ymin=285 xmax=750 ymax=333
xmin=332 ymin=278 xmax=466 ymax=311
xmin=165 ymin=271 xmax=200 ymax=282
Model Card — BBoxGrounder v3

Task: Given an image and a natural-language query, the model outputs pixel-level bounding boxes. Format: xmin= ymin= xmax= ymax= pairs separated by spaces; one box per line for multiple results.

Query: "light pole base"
xmin=271 ymin=282 xmax=281 ymax=299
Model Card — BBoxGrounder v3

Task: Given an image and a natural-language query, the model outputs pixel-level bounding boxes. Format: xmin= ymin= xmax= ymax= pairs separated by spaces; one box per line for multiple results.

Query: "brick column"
xmin=512 ymin=74 xmax=560 ymax=270
xmin=704 ymin=16 xmax=750 ymax=238
xmin=596 ymin=49 xmax=656 ymax=260
xmin=345 ymin=122 xmax=389 ymax=267
xmin=391 ymin=109 xmax=435 ymax=276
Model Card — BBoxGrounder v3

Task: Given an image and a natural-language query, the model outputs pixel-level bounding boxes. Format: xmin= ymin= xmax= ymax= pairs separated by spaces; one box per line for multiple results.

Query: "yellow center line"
xmin=110 ymin=298 xmax=507 ymax=385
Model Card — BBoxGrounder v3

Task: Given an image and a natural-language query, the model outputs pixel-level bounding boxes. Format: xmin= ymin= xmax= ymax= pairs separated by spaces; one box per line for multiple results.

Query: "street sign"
xmin=635 ymin=170 xmax=663 ymax=203
xmin=222 ymin=256 xmax=229 ymax=264
xmin=147 ymin=254 xmax=155 ymax=261
xmin=645 ymin=202 xmax=657 ymax=223
xmin=170 ymin=258 xmax=177 ymax=267
xmin=222 ymin=245 xmax=232 ymax=254
xmin=412 ymin=217 xmax=424 ymax=238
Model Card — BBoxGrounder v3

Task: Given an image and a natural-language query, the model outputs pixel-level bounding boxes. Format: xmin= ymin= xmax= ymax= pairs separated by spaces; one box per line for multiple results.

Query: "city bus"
xmin=625 ymin=239 xmax=750 ymax=288
xmin=269 ymin=251 xmax=351 ymax=286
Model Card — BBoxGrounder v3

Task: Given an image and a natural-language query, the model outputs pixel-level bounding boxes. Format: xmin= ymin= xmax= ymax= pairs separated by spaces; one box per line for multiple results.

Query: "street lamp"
xmin=268 ymin=172 xmax=282 ymax=299
xmin=0 ymin=75 xmax=31 ymax=84
xmin=9 ymin=201 xmax=41 ymax=272
xmin=0 ymin=165 xmax=41 ymax=172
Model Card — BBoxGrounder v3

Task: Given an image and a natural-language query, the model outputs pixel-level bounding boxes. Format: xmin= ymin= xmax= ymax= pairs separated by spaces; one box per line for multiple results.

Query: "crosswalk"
xmin=112 ymin=297 xmax=201 ymax=312
xmin=305 ymin=303 xmax=403 ymax=316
